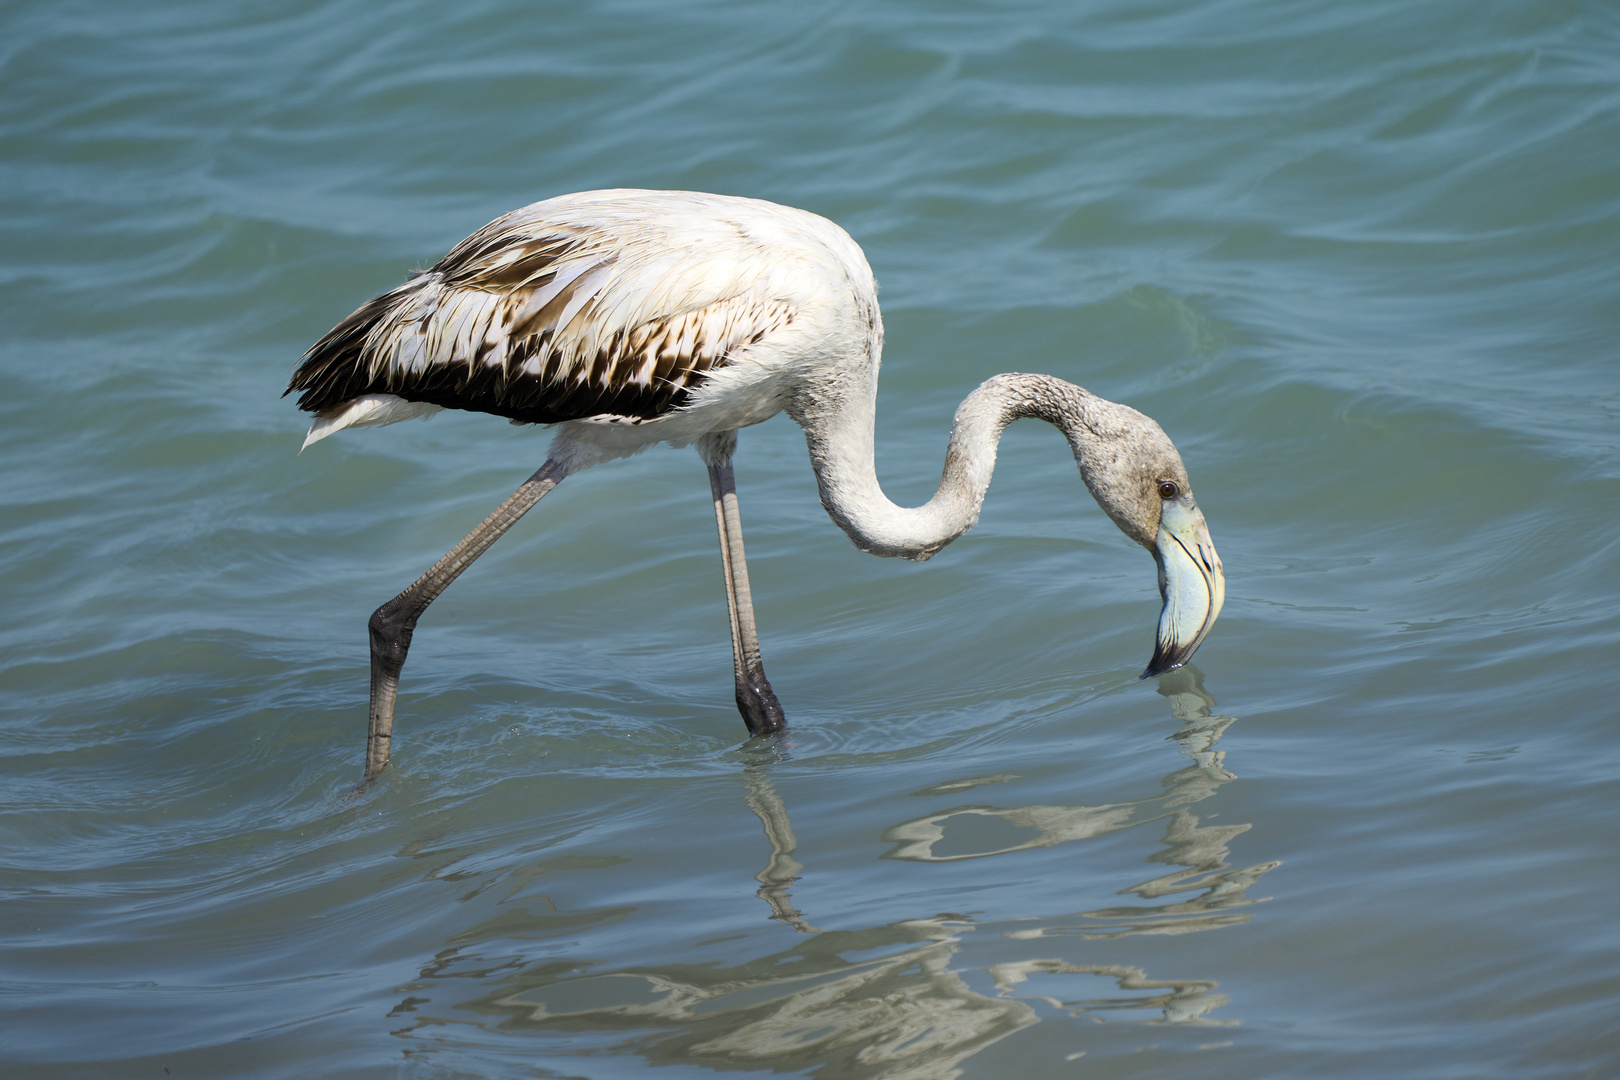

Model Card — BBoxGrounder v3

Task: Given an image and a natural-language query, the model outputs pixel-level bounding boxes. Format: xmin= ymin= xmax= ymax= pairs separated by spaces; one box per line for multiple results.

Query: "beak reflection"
xmin=1143 ymin=497 xmax=1225 ymax=678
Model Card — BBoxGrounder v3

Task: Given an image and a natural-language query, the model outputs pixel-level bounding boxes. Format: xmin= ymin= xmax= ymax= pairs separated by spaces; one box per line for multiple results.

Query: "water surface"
xmin=3 ymin=1 xmax=1618 ymax=1077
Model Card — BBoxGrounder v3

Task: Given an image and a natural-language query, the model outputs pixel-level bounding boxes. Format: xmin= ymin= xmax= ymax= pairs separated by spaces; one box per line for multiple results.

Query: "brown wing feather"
xmin=287 ymin=219 xmax=794 ymax=425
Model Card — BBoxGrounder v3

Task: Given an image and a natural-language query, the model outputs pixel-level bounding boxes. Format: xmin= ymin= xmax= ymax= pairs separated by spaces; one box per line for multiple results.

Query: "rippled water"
xmin=4 ymin=1 xmax=1618 ymax=1077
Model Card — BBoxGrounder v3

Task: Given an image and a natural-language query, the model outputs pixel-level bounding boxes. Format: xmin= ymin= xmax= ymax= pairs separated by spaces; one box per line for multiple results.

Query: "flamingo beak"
xmin=1142 ymin=497 xmax=1225 ymax=678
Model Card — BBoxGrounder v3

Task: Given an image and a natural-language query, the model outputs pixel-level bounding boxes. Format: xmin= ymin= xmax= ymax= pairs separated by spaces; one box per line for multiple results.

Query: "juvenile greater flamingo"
xmin=288 ymin=189 xmax=1225 ymax=777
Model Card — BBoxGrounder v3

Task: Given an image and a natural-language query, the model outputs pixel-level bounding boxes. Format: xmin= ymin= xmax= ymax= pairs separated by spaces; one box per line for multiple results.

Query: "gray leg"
xmin=699 ymin=433 xmax=785 ymax=736
xmin=364 ymin=458 xmax=567 ymax=778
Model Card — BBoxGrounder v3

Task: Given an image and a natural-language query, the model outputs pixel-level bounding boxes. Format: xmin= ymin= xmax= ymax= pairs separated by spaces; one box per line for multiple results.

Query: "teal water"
xmin=3 ymin=1 xmax=1618 ymax=1076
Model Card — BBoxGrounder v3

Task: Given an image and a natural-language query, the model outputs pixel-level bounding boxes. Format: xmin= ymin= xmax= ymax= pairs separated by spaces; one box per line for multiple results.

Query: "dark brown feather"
xmin=287 ymin=277 xmax=791 ymax=426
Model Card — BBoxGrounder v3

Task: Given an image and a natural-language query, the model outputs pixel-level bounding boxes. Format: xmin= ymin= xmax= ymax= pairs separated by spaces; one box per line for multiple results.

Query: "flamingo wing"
xmin=287 ymin=192 xmax=799 ymax=429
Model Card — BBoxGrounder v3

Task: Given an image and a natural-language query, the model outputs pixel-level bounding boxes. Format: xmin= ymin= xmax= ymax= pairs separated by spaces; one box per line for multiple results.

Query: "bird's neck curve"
xmin=790 ymin=371 xmax=1120 ymax=561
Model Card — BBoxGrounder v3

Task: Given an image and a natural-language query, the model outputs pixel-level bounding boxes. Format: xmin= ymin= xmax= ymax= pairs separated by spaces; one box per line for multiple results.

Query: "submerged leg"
xmin=365 ymin=458 xmax=567 ymax=778
xmin=699 ymin=433 xmax=786 ymax=736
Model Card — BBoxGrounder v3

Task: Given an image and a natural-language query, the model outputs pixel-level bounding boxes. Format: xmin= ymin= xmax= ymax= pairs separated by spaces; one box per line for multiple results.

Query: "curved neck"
xmin=791 ymin=372 xmax=1117 ymax=561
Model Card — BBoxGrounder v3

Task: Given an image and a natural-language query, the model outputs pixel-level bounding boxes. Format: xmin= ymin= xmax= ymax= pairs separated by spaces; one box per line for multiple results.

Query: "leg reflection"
xmin=742 ymin=765 xmax=820 ymax=934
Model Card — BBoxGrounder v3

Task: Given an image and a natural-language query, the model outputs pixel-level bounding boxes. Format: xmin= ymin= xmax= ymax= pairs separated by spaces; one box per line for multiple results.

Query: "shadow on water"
xmin=389 ymin=670 xmax=1277 ymax=1075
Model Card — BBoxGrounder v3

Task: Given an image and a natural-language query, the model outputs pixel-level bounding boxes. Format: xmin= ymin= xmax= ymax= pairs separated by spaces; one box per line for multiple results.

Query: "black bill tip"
xmin=1140 ymin=640 xmax=1196 ymax=680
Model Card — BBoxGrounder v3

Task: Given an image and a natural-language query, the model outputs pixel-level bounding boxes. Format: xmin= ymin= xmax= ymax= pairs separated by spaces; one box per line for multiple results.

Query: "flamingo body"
xmin=291 ymin=190 xmax=870 ymax=469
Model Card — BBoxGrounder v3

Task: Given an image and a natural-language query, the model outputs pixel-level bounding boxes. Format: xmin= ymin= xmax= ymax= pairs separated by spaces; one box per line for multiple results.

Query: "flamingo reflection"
xmin=396 ymin=670 xmax=1273 ymax=1075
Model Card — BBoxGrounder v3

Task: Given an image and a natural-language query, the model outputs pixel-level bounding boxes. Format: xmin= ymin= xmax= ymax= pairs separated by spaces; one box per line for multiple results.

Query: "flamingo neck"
xmin=792 ymin=372 xmax=1116 ymax=561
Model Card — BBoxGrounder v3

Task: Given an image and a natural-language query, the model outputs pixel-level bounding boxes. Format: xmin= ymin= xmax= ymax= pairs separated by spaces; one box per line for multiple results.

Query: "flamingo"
xmin=288 ymin=189 xmax=1225 ymax=778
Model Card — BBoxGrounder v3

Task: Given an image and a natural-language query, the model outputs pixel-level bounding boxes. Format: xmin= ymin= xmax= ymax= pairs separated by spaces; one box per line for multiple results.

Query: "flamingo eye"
xmin=1157 ymin=480 xmax=1181 ymax=500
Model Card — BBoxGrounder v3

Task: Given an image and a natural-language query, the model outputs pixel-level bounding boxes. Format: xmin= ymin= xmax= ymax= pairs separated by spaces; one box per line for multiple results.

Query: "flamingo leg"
xmin=703 ymin=439 xmax=786 ymax=736
xmin=364 ymin=458 xmax=567 ymax=778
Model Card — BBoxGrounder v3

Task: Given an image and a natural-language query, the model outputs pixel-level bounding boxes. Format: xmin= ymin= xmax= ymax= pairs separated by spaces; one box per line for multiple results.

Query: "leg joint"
xmin=369 ymin=596 xmax=419 ymax=674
